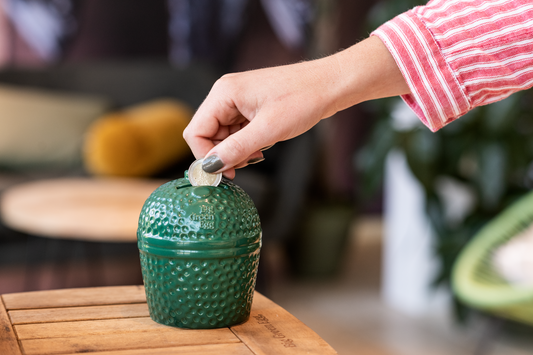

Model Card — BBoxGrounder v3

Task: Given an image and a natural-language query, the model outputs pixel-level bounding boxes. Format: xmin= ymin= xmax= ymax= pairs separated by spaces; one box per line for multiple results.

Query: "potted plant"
xmin=358 ymin=88 xmax=533 ymax=319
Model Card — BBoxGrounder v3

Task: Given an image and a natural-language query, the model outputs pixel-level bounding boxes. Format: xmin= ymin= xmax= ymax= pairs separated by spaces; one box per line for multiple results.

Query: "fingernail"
xmin=260 ymin=144 xmax=274 ymax=151
xmin=203 ymin=155 xmax=224 ymax=173
xmin=247 ymin=157 xmax=265 ymax=165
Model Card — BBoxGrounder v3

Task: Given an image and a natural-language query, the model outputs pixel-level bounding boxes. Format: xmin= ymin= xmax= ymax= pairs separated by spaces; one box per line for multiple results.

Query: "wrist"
xmin=326 ymin=36 xmax=410 ymax=113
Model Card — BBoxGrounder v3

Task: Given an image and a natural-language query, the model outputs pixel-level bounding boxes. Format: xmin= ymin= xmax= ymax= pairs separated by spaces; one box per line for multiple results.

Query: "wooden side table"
xmin=0 ymin=285 xmax=337 ymax=355
xmin=0 ymin=178 xmax=165 ymax=289
xmin=1 ymin=177 xmax=164 ymax=242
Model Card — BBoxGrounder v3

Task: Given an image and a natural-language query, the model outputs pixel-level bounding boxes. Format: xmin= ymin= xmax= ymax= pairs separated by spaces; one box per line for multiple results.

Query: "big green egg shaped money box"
xmin=137 ymin=172 xmax=261 ymax=329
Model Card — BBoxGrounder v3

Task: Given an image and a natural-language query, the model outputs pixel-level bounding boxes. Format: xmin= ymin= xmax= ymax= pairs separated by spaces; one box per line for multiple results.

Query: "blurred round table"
xmin=1 ymin=177 xmax=164 ymax=242
xmin=0 ymin=177 xmax=165 ymax=290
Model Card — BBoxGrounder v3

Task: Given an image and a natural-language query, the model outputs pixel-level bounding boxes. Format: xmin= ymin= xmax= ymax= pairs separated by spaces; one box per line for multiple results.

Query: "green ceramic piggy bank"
xmin=137 ymin=172 xmax=261 ymax=329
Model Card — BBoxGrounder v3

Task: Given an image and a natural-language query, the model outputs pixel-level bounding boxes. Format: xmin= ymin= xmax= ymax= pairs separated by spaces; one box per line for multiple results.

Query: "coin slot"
xmin=192 ymin=186 xmax=212 ymax=198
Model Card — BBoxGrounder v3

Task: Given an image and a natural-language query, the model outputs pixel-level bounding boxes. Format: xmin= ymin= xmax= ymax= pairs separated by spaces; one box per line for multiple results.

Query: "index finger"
xmin=183 ymin=96 xmax=242 ymax=159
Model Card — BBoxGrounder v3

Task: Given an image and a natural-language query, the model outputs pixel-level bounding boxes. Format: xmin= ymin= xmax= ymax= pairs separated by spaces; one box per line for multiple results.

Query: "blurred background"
xmin=0 ymin=0 xmax=533 ymax=354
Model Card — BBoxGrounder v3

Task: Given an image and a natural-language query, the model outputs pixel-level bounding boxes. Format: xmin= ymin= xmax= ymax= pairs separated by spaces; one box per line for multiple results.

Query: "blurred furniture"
xmin=0 ymin=178 xmax=164 ymax=289
xmin=0 ymin=62 xmax=215 ymax=194
xmin=0 ymin=62 xmax=319 ymax=292
xmin=452 ymin=190 xmax=533 ymax=354
xmin=1 ymin=178 xmax=163 ymax=242
xmin=0 ymin=85 xmax=110 ymax=170
xmin=0 ymin=62 xmax=215 ymax=114
xmin=0 ymin=285 xmax=337 ymax=355
xmin=0 ymin=63 xmax=215 ymax=289
xmin=452 ymin=190 xmax=533 ymax=323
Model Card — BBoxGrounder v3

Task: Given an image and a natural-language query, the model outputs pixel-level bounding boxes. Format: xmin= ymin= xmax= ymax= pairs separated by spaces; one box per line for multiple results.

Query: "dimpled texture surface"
xmin=140 ymin=250 xmax=260 ymax=328
xmin=137 ymin=177 xmax=261 ymax=328
xmin=137 ymin=178 xmax=261 ymax=243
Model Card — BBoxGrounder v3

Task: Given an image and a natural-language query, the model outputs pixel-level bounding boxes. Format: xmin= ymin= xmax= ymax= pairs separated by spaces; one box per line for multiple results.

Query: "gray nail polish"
xmin=260 ymin=144 xmax=274 ymax=151
xmin=247 ymin=157 xmax=265 ymax=165
xmin=203 ymin=155 xmax=224 ymax=173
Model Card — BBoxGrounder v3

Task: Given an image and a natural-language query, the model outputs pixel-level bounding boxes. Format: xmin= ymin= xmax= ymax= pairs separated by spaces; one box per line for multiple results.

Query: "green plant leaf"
xmin=476 ymin=142 xmax=507 ymax=210
xmin=482 ymin=94 xmax=520 ymax=133
xmin=404 ymin=128 xmax=440 ymax=188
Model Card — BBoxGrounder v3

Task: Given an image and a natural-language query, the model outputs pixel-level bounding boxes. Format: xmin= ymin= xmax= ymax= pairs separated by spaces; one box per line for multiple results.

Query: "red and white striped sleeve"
xmin=372 ymin=0 xmax=533 ymax=132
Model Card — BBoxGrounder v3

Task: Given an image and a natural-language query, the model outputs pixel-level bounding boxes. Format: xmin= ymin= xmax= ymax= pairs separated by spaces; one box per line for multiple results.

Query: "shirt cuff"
xmin=372 ymin=10 xmax=471 ymax=132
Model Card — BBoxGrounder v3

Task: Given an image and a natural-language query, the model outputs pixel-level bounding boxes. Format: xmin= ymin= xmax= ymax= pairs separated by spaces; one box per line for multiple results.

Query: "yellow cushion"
xmin=83 ymin=99 xmax=193 ymax=177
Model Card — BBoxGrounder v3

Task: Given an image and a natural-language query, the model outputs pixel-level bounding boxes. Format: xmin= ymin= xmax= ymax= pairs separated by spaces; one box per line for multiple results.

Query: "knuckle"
xmin=182 ymin=126 xmax=192 ymax=141
xmin=226 ymin=135 xmax=248 ymax=162
xmin=213 ymin=74 xmax=237 ymax=93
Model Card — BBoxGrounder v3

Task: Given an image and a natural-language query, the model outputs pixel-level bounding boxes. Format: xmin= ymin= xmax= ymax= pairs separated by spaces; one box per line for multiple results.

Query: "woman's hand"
xmin=183 ymin=36 xmax=409 ymax=179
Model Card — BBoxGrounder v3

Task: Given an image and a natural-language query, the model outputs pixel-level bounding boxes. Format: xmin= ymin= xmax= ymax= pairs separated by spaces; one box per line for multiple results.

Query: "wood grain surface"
xmin=0 ymin=297 xmax=22 ymax=355
xmin=60 ymin=343 xmax=254 ymax=355
xmin=3 ymin=285 xmax=146 ymax=310
xmin=1 ymin=285 xmax=337 ymax=355
xmin=232 ymin=293 xmax=338 ymax=355
xmin=0 ymin=177 xmax=164 ymax=242
xmin=20 ymin=329 xmax=240 ymax=355
xmin=9 ymin=303 xmax=149 ymax=325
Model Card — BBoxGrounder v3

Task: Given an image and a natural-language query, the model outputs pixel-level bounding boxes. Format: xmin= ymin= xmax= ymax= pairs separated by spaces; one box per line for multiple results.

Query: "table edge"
xmin=0 ymin=295 xmax=22 ymax=355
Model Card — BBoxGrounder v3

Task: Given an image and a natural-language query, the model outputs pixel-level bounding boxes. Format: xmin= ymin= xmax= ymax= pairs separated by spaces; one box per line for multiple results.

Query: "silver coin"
xmin=188 ymin=159 xmax=222 ymax=187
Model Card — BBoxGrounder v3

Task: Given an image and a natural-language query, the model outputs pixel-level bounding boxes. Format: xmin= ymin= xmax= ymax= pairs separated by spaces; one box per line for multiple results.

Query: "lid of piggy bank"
xmin=137 ymin=172 xmax=261 ymax=258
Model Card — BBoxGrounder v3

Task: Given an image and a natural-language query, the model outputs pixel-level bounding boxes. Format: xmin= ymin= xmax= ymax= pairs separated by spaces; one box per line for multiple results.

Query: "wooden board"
xmin=3 ymin=285 xmax=146 ymax=310
xmin=0 ymin=177 xmax=164 ymax=242
xmin=1 ymin=286 xmax=337 ymax=355
xmin=60 ymin=343 xmax=254 ymax=355
xmin=20 ymin=328 xmax=240 ymax=355
xmin=9 ymin=303 xmax=149 ymax=325
xmin=16 ymin=317 xmax=187 ymax=340
xmin=231 ymin=293 xmax=338 ymax=355
xmin=0 ymin=297 xmax=22 ymax=355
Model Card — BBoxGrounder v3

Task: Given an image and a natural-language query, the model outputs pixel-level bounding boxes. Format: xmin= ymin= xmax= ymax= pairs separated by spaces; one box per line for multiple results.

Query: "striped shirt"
xmin=372 ymin=0 xmax=533 ymax=131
